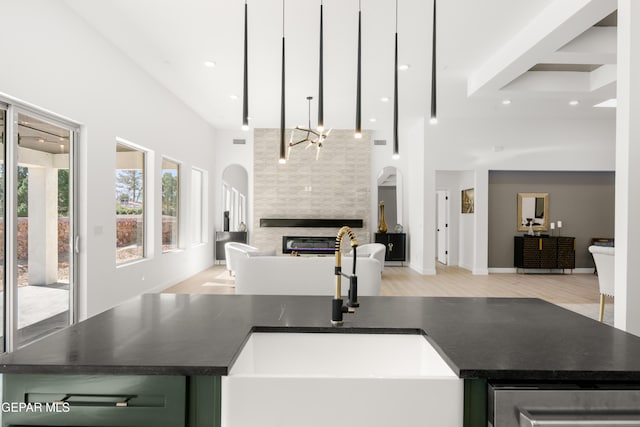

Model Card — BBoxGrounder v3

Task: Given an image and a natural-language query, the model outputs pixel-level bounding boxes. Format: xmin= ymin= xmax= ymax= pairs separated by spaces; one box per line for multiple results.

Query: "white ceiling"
xmin=64 ymin=0 xmax=617 ymax=132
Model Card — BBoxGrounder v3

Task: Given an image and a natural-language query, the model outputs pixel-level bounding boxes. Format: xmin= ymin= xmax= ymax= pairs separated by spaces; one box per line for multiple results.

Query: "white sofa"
xmin=234 ymin=255 xmax=381 ymax=296
xmin=345 ymin=243 xmax=386 ymax=273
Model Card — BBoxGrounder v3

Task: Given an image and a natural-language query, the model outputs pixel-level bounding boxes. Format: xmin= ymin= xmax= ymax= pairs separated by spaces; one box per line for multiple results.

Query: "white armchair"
xmin=224 ymin=242 xmax=258 ymax=276
xmin=588 ymin=245 xmax=615 ymax=322
xmin=345 ymin=243 xmax=386 ymax=273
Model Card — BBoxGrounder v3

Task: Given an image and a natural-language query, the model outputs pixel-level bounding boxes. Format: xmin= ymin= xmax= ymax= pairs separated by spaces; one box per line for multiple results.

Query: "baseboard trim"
xmin=489 ymin=267 xmax=595 ymax=274
xmin=408 ymin=263 xmax=436 ymax=275
xmin=473 ymin=268 xmax=489 ymax=275
xmin=488 ymin=268 xmax=517 ymax=273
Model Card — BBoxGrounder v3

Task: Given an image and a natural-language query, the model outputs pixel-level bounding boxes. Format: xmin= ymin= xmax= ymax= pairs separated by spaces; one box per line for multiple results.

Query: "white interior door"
xmin=436 ymin=191 xmax=449 ymax=265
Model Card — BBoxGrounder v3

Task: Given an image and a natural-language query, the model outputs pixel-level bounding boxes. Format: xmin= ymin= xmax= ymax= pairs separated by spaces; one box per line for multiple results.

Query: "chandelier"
xmin=287 ymin=96 xmax=331 ymax=161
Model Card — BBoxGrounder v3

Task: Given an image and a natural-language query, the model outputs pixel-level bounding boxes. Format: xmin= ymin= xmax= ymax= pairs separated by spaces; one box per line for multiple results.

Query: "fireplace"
xmin=282 ymin=236 xmax=336 ymax=255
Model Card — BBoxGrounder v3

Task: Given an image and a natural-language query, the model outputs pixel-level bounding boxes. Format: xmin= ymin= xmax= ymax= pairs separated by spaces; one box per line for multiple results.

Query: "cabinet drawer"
xmin=3 ymin=374 xmax=186 ymax=427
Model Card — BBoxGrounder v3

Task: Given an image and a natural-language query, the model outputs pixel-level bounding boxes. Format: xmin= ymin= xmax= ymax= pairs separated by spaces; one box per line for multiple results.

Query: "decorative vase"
xmin=378 ymin=201 xmax=388 ymax=233
xmin=526 ymin=218 xmax=534 ymax=236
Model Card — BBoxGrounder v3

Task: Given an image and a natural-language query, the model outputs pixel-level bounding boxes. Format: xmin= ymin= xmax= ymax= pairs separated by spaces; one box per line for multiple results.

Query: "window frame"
xmin=161 ymin=156 xmax=181 ymax=253
xmin=191 ymin=167 xmax=207 ymax=246
xmin=115 ymin=138 xmax=150 ymax=266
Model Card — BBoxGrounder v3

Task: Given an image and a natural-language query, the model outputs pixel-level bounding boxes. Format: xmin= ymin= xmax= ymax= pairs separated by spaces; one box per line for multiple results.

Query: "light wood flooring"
xmin=163 ymin=263 xmax=604 ymax=306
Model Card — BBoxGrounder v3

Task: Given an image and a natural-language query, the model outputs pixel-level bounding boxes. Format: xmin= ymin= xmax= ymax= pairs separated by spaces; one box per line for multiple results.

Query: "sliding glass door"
xmin=1 ymin=101 xmax=78 ymax=351
xmin=1 ymin=106 xmax=6 ymax=353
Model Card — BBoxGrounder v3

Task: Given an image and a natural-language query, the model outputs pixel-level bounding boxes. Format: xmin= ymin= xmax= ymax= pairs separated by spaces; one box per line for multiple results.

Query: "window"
xmin=191 ymin=168 xmax=205 ymax=244
xmin=115 ymin=142 xmax=146 ymax=264
xmin=1 ymin=108 xmax=5 ymax=351
xmin=162 ymin=158 xmax=180 ymax=251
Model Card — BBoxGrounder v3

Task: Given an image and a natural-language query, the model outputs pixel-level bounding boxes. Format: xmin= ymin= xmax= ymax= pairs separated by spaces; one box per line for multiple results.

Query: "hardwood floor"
xmin=163 ymin=263 xmax=603 ymax=306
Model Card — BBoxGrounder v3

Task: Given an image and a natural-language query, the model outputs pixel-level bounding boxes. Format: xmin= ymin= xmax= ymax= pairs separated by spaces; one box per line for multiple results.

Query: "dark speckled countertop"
xmin=2 ymin=295 xmax=640 ymax=381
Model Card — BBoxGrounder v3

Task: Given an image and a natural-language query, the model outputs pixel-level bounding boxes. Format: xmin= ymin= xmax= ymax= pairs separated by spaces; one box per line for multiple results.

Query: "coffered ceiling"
xmin=63 ymin=0 xmax=617 ymax=132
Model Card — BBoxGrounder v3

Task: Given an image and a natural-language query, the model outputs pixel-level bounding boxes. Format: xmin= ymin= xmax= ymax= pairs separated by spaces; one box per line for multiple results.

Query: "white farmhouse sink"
xmin=221 ymin=332 xmax=463 ymax=427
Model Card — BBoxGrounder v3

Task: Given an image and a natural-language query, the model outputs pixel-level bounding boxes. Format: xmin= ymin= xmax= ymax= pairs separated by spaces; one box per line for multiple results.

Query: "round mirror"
xmin=222 ymin=165 xmax=248 ymax=232
xmin=377 ymin=166 xmax=403 ymax=232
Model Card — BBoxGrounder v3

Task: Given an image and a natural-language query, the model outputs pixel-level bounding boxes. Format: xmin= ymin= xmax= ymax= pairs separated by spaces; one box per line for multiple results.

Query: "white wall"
xmin=0 ymin=0 xmax=217 ymax=318
xmin=430 ymin=117 xmax=615 ymax=171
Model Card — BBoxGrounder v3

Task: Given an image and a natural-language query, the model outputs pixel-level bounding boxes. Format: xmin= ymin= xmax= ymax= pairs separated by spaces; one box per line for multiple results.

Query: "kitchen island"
xmin=2 ymin=294 xmax=640 ymax=426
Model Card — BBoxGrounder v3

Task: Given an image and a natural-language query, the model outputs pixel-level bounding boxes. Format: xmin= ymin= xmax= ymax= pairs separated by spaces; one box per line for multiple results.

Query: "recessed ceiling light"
xmin=593 ymin=98 xmax=617 ymax=108
xmin=380 ymin=97 xmax=390 ymax=103
xmin=569 ymin=100 xmax=580 ymax=106
xmin=369 ymin=118 xmax=377 ymax=122
xmin=229 ymin=94 xmax=238 ymax=100
xmin=204 ymin=61 xmax=216 ymax=68
xmin=398 ymin=64 xmax=410 ymax=71
xmin=38 ymin=138 xmax=45 ymax=143
xmin=502 ymin=99 xmax=512 ymax=105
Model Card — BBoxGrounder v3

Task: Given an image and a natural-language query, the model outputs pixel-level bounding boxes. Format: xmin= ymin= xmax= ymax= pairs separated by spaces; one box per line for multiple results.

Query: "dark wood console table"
xmin=375 ymin=232 xmax=406 ymax=263
xmin=215 ymin=231 xmax=247 ymax=261
xmin=514 ymin=235 xmax=575 ymax=273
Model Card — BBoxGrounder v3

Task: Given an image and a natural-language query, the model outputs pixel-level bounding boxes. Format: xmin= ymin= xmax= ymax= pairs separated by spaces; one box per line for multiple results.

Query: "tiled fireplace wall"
xmin=253 ymin=128 xmax=371 ymax=253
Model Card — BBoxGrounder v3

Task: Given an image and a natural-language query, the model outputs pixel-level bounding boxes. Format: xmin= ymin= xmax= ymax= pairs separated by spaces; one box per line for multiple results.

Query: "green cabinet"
xmin=2 ymin=374 xmax=221 ymax=427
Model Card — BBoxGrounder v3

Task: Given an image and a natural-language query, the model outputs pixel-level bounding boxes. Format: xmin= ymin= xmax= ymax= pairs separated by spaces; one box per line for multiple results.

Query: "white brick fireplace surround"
xmin=253 ymin=128 xmax=372 ymax=253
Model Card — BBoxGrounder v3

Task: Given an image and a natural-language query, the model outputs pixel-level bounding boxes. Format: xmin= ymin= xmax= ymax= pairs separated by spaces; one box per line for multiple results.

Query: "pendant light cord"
xmin=318 ymin=0 xmax=324 ymax=130
xmin=279 ymin=0 xmax=287 ymax=163
xmin=393 ymin=0 xmax=399 ymax=158
xmin=355 ymin=0 xmax=362 ymax=137
xmin=395 ymin=0 xmax=398 ymax=32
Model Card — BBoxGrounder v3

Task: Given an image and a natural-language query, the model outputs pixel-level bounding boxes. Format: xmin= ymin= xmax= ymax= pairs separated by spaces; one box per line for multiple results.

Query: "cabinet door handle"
xmin=539 ymin=238 xmax=543 ymax=251
xmin=58 ymin=393 xmax=136 ymax=407
xmin=388 ymin=242 xmax=394 ymax=252
xmin=520 ymin=408 xmax=640 ymax=427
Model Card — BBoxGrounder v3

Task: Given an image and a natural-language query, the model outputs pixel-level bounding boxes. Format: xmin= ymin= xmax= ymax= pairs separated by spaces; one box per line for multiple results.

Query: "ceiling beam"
xmin=467 ymin=0 xmax=617 ymax=96
xmin=545 ymin=26 xmax=616 ymax=64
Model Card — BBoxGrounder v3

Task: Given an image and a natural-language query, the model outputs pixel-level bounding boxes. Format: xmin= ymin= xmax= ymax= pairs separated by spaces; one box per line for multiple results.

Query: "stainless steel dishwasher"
xmin=489 ymin=382 xmax=640 ymax=427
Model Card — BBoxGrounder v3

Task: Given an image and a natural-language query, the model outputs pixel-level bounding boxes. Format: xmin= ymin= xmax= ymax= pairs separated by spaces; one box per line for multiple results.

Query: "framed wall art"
xmin=461 ymin=188 xmax=474 ymax=214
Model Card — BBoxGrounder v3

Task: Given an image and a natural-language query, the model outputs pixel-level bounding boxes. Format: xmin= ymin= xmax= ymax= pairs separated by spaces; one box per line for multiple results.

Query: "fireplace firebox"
xmin=282 ymin=236 xmax=336 ymax=255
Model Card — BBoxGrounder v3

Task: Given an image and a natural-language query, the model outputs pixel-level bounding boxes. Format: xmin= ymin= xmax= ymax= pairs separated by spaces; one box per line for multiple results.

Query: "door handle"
xmin=519 ymin=407 xmax=640 ymax=427
xmin=74 ymin=235 xmax=80 ymax=254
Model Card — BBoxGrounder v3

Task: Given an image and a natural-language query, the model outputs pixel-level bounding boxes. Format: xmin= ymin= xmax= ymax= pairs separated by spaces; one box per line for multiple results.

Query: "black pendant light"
xmin=279 ymin=0 xmax=287 ymax=164
xmin=392 ymin=0 xmax=399 ymax=159
xmin=354 ymin=0 xmax=362 ymax=139
xmin=317 ymin=0 xmax=324 ymax=132
xmin=242 ymin=0 xmax=249 ymax=131
xmin=430 ymin=0 xmax=437 ymax=125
